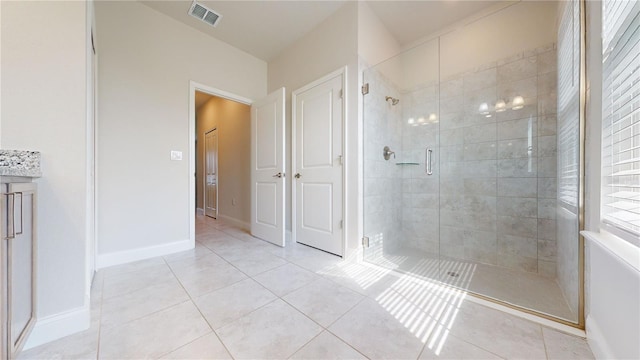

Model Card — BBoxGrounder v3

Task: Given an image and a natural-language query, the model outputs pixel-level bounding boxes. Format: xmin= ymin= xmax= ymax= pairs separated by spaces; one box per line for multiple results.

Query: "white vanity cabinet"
xmin=1 ymin=179 xmax=37 ymax=359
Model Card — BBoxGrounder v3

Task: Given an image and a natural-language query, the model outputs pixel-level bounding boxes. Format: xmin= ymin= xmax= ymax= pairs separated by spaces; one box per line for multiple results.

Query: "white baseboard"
xmin=96 ymin=239 xmax=193 ymax=269
xmin=586 ymin=315 xmax=614 ymax=360
xmin=217 ymin=214 xmax=249 ymax=231
xmin=196 ymin=208 xmax=204 ymax=215
xmin=24 ymin=301 xmax=90 ymax=350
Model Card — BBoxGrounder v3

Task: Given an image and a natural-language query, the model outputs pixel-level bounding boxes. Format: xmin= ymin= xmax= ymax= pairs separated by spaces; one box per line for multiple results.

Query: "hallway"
xmin=20 ymin=216 xmax=593 ymax=359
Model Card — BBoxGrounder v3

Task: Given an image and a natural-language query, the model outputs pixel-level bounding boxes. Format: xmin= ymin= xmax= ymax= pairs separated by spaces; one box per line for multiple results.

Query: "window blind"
xmin=602 ymin=0 xmax=640 ymax=240
xmin=558 ymin=0 xmax=581 ymax=209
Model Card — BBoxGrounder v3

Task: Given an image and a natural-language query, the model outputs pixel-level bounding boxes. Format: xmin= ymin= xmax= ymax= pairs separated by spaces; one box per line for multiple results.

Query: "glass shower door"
xmin=436 ymin=1 xmax=580 ymax=323
xmin=362 ymin=38 xmax=441 ymax=278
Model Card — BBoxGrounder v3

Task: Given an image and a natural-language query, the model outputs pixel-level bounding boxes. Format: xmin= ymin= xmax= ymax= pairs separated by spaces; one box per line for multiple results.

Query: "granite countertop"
xmin=0 ymin=150 xmax=42 ymax=177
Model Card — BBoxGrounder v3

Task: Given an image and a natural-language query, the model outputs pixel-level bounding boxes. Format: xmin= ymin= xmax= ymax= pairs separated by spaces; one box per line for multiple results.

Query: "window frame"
xmin=598 ymin=0 xmax=640 ymax=247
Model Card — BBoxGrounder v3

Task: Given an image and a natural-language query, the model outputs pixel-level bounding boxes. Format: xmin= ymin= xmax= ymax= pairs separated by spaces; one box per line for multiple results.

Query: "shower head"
xmin=385 ymin=96 xmax=400 ymax=106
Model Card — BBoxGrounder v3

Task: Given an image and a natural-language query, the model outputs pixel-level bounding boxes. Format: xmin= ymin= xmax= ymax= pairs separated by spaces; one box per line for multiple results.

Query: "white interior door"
xmin=293 ymin=72 xmax=343 ymax=256
xmin=251 ymin=88 xmax=286 ymax=246
xmin=204 ymin=129 xmax=218 ymax=218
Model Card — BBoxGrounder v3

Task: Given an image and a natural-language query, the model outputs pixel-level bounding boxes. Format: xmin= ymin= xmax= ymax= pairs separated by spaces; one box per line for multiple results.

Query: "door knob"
xmin=273 ymin=172 xmax=284 ymax=178
xmin=294 ymin=173 xmax=301 ymax=179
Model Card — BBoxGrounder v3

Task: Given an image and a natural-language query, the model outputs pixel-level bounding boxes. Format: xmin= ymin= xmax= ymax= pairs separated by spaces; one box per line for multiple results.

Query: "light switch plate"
xmin=170 ymin=151 xmax=183 ymax=161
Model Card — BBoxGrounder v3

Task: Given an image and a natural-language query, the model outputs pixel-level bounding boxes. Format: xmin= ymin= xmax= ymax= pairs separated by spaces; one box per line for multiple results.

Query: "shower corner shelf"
xmin=395 ymin=162 xmax=420 ymax=166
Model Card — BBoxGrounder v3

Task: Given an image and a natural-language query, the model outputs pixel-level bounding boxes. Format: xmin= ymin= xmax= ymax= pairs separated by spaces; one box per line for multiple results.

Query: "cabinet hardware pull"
xmin=15 ymin=192 xmax=23 ymax=236
xmin=6 ymin=193 xmax=15 ymax=240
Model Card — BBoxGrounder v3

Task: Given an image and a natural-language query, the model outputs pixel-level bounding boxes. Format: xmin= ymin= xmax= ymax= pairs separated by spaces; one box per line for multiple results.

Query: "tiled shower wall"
xmin=363 ymin=68 xmax=403 ymax=255
xmin=399 ymin=84 xmax=440 ymax=253
xmin=399 ymin=44 xmax=559 ymax=276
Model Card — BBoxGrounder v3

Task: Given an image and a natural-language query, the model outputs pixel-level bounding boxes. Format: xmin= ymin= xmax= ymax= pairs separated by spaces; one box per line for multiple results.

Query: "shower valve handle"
xmin=383 ymin=146 xmax=396 ymax=161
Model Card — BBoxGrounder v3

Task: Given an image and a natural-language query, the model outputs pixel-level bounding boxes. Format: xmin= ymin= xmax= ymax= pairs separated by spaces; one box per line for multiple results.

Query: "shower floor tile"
xmin=370 ymin=247 xmax=576 ymax=321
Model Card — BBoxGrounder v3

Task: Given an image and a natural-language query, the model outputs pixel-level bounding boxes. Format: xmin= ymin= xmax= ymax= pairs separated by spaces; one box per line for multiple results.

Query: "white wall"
xmin=367 ymin=2 xmax=557 ymax=90
xmin=440 ymin=1 xmax=557 ymax=80
xmin=1 ymin=0 xmax=90 ymax=340
xmin=357 ymin=2 xmax=400 ymax=68
xmin=268 ymin=2 xmax=359 ymax=251
xmin=96 ymin=1 xmax=266 ymax=263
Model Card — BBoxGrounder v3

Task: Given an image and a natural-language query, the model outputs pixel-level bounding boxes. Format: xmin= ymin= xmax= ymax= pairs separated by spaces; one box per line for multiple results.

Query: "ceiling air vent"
xmin=188 ymin=1 xmax=222 ymax=28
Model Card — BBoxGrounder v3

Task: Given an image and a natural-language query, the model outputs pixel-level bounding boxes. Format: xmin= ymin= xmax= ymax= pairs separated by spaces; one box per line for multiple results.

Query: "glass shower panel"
xmin=362 ymin=1 xmax=582 ymax=325
xmin=363 ymin=39 xmax=440 ymax=276
xmin=436 ymin=1 xmax=578 ymax=323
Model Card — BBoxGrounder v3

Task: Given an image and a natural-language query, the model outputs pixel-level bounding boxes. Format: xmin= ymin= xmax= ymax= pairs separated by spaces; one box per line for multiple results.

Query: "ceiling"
xmin=366 ymin=1 xmax=502 ymax=46
xmin=141 ymin=1 xmax=503 ymax=62
xmin=141 ymin=0 xmax=347 ymax=61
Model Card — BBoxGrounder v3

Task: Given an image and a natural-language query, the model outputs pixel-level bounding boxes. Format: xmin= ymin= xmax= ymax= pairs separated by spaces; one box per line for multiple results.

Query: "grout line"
xmin=155 ymin=332 xmax=219 ymax=359
xmin=220 ymin=294 xmax=281 ymax=327
xmin=188 ymin=224 xmax=305 ymax=305
xmin=227 ymin=236 xmax=372 ymax=358
xmin=200 ymin=218 xmax=511 ymax=359
xmin=180 ymin=275 xmax=248 ymax=301
xmin=180 ymin=233 xmax=291 ymax=299
xmin=239 ymin=263 xmax=332 ymax=332
xmin=285 ymin=330 xmax=326 ymax=360
xmin=437 ymin=332 xmax=506 ymax=360
xmin=95 ymin=273 xmax=105 ymax=360
xmin=99 ymin=275 xmax=178 ymax=303
xmin=100 ymin=260 xmax=168 ymax=281
xmin=162 ymin=256 xmax=237 ymax=360
xmin=415 ymin=337 xmax=429 ymax=360
xmin=98 ymin=216 xmax=576 ymax=360
xmin=278 ymin=284 xmax=350 ymax=330
xmin=239 ymin=259 xmax=290 ymax=278
xmin=540 ymin=324 xmax=551 ymax=360
xmin=323 ymin=322 xmax=371 ymax=360
xmin=322 ymin=293 xmax=366 ymax=329
xmin=278 ymin=290 xmax=368 ymax=359
xmin=252 ymin=266 xmax=320 ymax=298
xmin=100 ymin=298 xmax=194 ymax=332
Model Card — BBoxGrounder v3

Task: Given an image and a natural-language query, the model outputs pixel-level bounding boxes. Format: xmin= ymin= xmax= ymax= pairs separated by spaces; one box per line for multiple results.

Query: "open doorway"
xmin=194 ymin=90 xmax=213 ymax=217
xmin=203 ymin=128 xmax=218 ymax=218
xmin=191 ymin=84 xmax=253 ymax=237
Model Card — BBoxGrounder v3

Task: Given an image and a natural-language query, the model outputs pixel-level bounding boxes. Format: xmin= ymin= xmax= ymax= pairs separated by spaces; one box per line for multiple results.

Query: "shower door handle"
xmin=425 ymin=148 xmax=433 ymax=175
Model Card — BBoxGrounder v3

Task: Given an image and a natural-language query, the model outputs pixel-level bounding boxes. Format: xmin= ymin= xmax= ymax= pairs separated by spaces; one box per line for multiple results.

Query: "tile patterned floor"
xmin=19 ymin=215 xmax=595 ymax=359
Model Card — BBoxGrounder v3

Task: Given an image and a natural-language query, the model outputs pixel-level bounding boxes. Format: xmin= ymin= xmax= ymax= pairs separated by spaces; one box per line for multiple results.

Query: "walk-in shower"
xmin=363 ymin=0 xmax=583 ymax=325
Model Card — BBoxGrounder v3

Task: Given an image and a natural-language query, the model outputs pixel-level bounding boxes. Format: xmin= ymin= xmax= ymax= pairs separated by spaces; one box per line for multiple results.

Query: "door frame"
xmin=188 ymin=81 xmax=252 ymax=243
xmin=86 ymin=0 xmax=98 ymax=303
xmin=291 ymin=66 xmax=348 ymax=257
xmin=203 ymin=127 xmax=218 ymax=219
